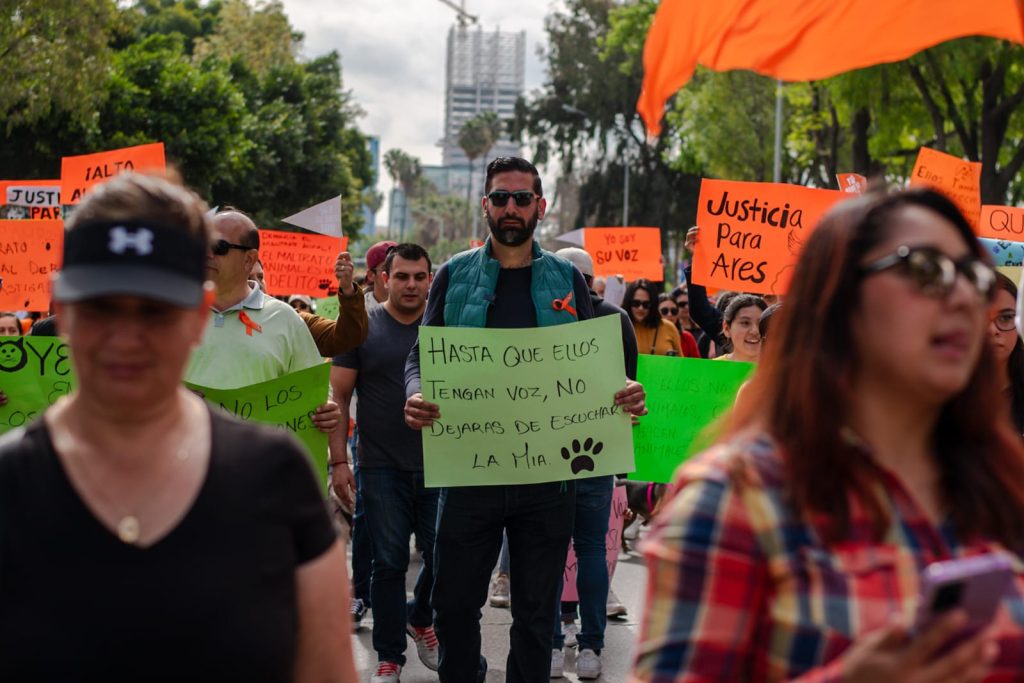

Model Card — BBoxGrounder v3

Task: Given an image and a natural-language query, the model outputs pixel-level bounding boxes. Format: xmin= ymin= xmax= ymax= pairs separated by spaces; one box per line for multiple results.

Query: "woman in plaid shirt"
xmin=632 ymin=188 xmax=1024 ymax=682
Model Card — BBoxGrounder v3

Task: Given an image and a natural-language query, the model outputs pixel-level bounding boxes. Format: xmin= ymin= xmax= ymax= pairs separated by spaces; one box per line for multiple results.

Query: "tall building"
xmin=441 ymin=25 xmax=525 ymax=199
xmin=362 ymin=135 xmax=381 ymax=234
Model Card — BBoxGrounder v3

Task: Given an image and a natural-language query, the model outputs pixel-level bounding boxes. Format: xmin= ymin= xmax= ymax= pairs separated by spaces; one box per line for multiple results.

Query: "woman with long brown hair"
xmin=631 ymin=188 xmax=1024 ymax=681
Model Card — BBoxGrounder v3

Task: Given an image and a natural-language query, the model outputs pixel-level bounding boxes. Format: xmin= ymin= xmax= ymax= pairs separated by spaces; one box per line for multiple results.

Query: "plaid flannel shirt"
xmin=631 ymin=434 xmax=1024 ymax=682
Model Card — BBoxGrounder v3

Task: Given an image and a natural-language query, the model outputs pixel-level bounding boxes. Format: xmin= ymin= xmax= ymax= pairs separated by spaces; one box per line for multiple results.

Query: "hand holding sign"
xmin=260 ymin=230 xmax=348 ymax=297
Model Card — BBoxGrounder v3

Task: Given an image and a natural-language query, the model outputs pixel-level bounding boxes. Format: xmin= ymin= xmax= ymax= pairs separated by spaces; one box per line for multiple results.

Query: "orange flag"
xmin=638 ymin=0 xmax=1024 ymax=137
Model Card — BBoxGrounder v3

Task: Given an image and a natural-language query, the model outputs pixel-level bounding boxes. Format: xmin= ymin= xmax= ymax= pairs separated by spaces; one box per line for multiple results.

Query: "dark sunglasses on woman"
xmin=859 ymin=245 xmax=996 ymax=300
xmin=659 ymin=306 xmax=678 ymax=316
xmin=630 ymin=300 xmax=651 ymax=309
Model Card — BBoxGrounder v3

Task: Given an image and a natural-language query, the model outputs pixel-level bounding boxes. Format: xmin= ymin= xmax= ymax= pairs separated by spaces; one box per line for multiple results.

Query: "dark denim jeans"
xmin=350 ymin=428 xmax=372 ymax=605
xmin=358 ymin=467 xmax=439 ymax=666
xmin=552 ymin=475 xmax=613 ymax=652
xmin=432 ymin=481 xmax=575 ymax=683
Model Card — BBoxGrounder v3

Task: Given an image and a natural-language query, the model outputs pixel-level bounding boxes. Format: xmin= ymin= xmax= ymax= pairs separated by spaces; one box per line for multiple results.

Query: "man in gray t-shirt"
xmin=331 ymin=243 xmax=438 ymax=681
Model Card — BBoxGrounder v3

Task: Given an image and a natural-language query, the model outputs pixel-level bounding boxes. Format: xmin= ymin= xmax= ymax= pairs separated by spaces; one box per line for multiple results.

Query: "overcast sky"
xmin=281 ymin=0 xmax=560 ymax=223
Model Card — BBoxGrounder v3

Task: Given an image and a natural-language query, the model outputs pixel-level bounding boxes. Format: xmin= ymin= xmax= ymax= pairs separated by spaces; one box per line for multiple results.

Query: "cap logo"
xmin=109 ymin=226 xmax=154 ymax=256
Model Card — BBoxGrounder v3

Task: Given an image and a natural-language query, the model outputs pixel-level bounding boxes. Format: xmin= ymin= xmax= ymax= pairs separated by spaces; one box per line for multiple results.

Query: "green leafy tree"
xmin=0 ymin=0 xmax=116 ymax=132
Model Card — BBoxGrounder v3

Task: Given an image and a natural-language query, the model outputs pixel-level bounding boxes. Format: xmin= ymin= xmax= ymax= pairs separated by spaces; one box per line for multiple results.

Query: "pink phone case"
xmin=913 ymin=552 xmax=1015 ymax=648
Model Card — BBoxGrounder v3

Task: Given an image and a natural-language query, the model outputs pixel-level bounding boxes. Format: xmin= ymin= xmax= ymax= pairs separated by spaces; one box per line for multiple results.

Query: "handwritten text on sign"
xmin=910 ymin=147 xmax=982 ymax=229
xmin=0 ymin=180 xmax=63 ymax=221
xmin=0 ymin=337 xmax=73 ymax=433
xmin=583 ymin=227 xmax=662 ymax=281
xmin=694 ymin=179 xmax=844 ymax=295
xmin=60 ymin=142 xmax=166 ymax=204
xmin=260 ymin=229 xmax=347 ymax=298
xmin=418 ymin=316 xmax=634 ymax=487
xmin=630 ymin=355 xmax=753 ymax=484
xmin=0 ymin=220 xmax=64 ymax=311
xmin=187 ymin=363 xmax=331 ymax=487
xmin=562 ymin=484 xmax=627 ymax=602
xmin=980 ymin=237 xmax=1024 ymax=268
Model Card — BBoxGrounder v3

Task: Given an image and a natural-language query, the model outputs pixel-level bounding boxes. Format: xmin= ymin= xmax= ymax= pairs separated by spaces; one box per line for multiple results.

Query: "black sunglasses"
xmin=859 ymin=245 xmax=995 ymax=300
xmin=211 ymin=239 xmax=254 ymax=256
xmin=675 ymin=300 xmax=689 ymax=309
xmin=630 ymin=300 xmax=651 ymax=309
xmin=659 ymin=306 xmax=679 ymax=315
xmin=291 ymin=301 xmax=310 ymax=311
xmin=487 ymin=190 xmax=537 ymax=208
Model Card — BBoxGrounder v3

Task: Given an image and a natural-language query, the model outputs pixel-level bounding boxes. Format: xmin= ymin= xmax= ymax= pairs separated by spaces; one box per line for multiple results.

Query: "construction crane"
xmin=435 ymin=0 xmax=478 ymax=27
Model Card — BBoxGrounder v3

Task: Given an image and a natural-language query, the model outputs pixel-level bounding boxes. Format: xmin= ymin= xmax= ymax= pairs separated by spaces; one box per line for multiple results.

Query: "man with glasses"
xmin=403 ymin=157 xmax=647 ymax=682
xmin=185 ymin=211 xmax=350 ymax=495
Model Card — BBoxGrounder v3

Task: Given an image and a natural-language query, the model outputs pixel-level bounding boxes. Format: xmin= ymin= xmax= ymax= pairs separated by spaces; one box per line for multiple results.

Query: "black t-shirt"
xmin=0 ymin=410 xmax=336 ymax=682
xmin=333 ymin=306 xmax=423 ymax=471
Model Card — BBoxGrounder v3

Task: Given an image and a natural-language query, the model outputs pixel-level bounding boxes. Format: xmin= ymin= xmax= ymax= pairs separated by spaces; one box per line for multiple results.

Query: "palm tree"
xmin=458 ymin=111 xmax=505 ymax=238
xmin=383 ymin=149 xmax=422 ymax=239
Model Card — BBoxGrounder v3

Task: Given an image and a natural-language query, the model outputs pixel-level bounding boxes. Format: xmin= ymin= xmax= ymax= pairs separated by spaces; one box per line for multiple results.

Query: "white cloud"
xmin=281 ymin=0 xmax=560 ymax=228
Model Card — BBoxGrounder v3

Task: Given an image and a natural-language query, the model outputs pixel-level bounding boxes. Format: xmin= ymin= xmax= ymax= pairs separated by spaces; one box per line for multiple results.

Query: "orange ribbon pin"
xmin=552 ymin=291 xmax=576 ymax=317
xmin=238 ymin=310 xmax=263 ymax=336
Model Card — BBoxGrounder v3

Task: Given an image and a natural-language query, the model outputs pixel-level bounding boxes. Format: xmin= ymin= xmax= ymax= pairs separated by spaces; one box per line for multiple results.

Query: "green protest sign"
xmin=315 ymin=297 xmax=340 ymax=320
xmin=0 ymin=336 xmax=74 ymax=433
xmin=630 ymin=355 xmax=753 ymax=484
xmin=418 ymin=316 xmax=634 ymax=487
xmin=186 ymin=362 xmax=331 ymax=486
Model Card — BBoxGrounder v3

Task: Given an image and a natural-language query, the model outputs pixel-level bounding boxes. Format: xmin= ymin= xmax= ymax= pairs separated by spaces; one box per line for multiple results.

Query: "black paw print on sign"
xmin=561 ymin=437 xmax=603 ymax=475
xmin=317 ymin=278 xmax=332 ymax=291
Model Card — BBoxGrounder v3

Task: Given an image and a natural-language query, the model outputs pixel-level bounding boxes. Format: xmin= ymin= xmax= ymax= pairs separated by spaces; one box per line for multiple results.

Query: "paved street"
xmin=353 ymin=536 xmax=650 ymax=682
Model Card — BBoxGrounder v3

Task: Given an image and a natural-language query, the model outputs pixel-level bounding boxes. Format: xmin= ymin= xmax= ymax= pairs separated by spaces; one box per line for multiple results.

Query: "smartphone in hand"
xmin=913 ymin=552 xmax=1015 ymax=651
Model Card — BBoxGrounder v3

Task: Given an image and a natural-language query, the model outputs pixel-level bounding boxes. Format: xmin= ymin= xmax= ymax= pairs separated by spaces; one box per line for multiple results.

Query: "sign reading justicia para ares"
xmin=418 ymin=316 xmax=635 ymax=487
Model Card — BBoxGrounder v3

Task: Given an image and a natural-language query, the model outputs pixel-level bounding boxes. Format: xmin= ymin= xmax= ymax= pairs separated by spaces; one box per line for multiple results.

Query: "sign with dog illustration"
xmin=418 ymin=317 xmax=634 ymax=486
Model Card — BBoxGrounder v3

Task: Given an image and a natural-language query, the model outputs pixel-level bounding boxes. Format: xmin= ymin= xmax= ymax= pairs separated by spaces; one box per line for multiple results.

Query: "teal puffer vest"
xmin=444 ymin=237 xmax=578 ymax=328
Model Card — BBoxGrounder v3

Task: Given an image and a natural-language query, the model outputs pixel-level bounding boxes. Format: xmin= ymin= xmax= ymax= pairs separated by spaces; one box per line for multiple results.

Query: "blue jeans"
xmin=552 ymin=475 xmax=613 ymax=652
xmin=359 ymin=468 xmax=439 ymax=666
xmin=432 ymin=481 xmax=575 ymax=683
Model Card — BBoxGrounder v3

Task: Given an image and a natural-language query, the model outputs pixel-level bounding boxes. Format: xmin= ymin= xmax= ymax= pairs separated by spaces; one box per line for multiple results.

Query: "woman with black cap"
xmin=0 ymin=172 xmax=356 ymax=682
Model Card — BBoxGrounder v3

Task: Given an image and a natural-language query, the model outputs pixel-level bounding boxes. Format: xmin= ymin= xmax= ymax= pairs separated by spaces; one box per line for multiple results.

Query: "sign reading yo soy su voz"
xmin=418 ymin=316 xmax=634 ymax=487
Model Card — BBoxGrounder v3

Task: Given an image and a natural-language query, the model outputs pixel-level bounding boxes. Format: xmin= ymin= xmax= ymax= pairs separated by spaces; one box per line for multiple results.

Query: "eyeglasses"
xmin=659 ymin=306 xmax=678 ymax=316
xmin=291 ymin=301 xmax=310 ymax=312
xmin=630 ymin=300 xmax=651 ymax=309
xmin=487 ymin=190 xmax=538 ymax=208
xmin=211 ymin=239 xmax=253 ymax=256
xmin=992 ymin=310 xmax=1017 ymax=332
xmin=859 ymin=245 xmax=995 ymax=300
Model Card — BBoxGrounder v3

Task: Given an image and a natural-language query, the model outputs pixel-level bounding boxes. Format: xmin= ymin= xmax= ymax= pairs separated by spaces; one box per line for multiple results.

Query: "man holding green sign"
xmin=403 ymin=157 xmax=646 ymax=683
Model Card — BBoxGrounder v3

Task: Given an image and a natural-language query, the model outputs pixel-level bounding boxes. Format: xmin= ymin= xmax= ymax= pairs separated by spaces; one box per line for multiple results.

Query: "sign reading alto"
xmin=418 ymin=316 xmax=634 ymax=487
xmin=693 ymin=179 xmax=844 ymax=295
xmin=60 ymin=142 xmax=166 ymax=204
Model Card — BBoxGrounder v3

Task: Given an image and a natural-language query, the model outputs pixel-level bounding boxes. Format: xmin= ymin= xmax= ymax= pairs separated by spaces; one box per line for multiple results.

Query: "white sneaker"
xmin=371 ymin=661 xmax=401 ymax=683
xmin=577 ymin=649 xmax=602 ymax=679
xmin=406 ymin=623 xmax=439 ymax=671
xmin=550 ymin=648 xmax=565 ymax=678
xmin=562 ymin=621 xmax=579 ymax=648
xmin=606 ymin=589 xmax=627 ymax=617
xmin=489 ymin=572 xmax=510 ymax=608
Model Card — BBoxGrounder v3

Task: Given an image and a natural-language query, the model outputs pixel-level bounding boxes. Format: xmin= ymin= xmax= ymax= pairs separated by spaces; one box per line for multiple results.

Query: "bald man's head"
xmin=208 ymin=209 xmax=260 ymax=295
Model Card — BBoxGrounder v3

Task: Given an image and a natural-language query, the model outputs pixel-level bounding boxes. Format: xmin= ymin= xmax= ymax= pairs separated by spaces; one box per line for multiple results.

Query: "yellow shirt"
xmin=634 ymin=319 xmax=682 ymax=356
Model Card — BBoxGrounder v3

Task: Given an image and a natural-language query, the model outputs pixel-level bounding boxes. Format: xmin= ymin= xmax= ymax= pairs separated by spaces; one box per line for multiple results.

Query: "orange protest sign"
xmin=0 ymin=220 xmax=64 ymax=311
xmin=60 ymin=142 xmax=166 ymax=204
xmin=837 ymin=173 xmax=867 ymax=195
xmin=909 ymin=147 xmax=982 ymax=228
xmin=583 ymin=227 xmax=663 ymax=281
xmin=0 ymin=180 xmax=63 ymax=220
xmin=978 ymin=205 xmax=1024 ymax=240
xmin=260 ymin=229 xmax=348 ymax=297
xmin=693 ymin=180 xmax=845 ymax=295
